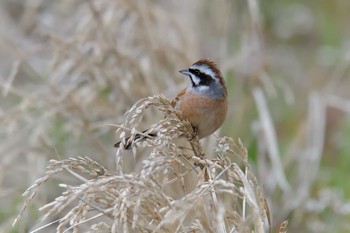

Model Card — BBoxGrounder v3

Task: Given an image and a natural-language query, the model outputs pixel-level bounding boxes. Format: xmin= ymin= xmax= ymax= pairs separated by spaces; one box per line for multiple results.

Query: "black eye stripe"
xmin=189 ymin=68 xmax=213 ymax=86
xmin=189 ymin=68 xmax=200 ymax=75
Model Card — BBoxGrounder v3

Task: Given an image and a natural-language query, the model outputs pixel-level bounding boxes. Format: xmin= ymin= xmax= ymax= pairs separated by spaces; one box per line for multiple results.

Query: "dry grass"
xmin=14 ymin=95 xmax=273 ymax=232
xmin=2 ymin=0 xmax=350 ymax=232
xmin=0 ymin=0 xmax=198 ymax=232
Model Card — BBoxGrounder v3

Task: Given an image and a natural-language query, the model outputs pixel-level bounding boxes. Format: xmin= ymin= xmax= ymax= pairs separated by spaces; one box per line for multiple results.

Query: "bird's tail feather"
xmin=114 ymin=130 xmax=157 ymax=150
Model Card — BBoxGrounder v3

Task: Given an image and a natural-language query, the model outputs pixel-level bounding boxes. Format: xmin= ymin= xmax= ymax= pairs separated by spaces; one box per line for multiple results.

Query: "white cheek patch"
xmin=190 ymin=73 xmax=200 ymax=85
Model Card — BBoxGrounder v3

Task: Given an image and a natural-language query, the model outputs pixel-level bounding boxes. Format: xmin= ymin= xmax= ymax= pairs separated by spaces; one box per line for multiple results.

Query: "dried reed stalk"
xmin=14 ymin=95 xmax=275 ymax=233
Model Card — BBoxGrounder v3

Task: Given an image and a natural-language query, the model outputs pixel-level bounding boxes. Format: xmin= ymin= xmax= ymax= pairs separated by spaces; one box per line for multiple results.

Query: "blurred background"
xmin=1 ymin=0 xmax=350 ymax=232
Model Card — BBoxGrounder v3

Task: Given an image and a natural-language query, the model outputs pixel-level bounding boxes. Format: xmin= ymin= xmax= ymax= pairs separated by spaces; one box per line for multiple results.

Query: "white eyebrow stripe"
xmin=191 ymin=64 xmax=216 ymax=78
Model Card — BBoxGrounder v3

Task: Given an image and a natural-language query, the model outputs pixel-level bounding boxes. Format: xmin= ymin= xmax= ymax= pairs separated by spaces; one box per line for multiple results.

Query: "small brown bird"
xmin=115 ymin=58 xmax=228 ymax=149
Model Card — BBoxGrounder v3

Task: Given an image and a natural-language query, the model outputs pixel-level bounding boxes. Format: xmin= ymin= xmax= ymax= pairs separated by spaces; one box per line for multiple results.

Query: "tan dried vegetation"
xmin=5 ymin=0 xmax=350 ymax=232
xmin=14 ymin=95 xmax=275 ymax=232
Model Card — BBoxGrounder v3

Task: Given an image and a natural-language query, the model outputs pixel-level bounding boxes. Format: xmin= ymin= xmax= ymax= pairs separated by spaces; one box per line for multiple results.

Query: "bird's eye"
xmin=189 ymin=68 xmax=198 ymax=76
xmin=192 ymin=69 xmax=200 ymax=75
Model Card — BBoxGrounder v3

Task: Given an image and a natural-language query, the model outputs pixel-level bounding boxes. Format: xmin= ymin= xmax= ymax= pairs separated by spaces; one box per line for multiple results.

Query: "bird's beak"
xmin=179 ymin=69 xmax=191 ymax=76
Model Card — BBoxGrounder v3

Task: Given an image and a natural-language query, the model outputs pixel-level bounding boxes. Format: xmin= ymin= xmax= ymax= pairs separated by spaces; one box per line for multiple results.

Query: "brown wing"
xmin=171 ymin=88 xmax=186 ymax=108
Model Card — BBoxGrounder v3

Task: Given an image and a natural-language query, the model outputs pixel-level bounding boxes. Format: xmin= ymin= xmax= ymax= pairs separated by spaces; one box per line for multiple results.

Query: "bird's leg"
xmin=187 ymin=127 xmax=208 ymax=180
xmin=188 ymin=126 xmax=198 ymax=142
xmin=188 ymin=127 xmax=205 ymax=158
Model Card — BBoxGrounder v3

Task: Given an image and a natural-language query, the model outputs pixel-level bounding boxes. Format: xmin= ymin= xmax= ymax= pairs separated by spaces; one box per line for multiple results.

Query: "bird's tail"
xmin=114 ymin=130 xmax=157 ymax=150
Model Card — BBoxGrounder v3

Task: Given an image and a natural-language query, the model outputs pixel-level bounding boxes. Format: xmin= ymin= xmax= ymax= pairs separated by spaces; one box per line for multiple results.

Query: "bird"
xmin=114 ymin=58 xmax=228 ymax=149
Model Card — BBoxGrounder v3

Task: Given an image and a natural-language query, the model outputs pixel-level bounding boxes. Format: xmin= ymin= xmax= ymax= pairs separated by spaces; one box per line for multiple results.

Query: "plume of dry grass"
xmin=14 ymin=95 xmax=275 ymax=232
xmin=0 ymin=0 xmax=198 ymax=231
xmin=2 ymin=0 xmax=350 ymax=232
